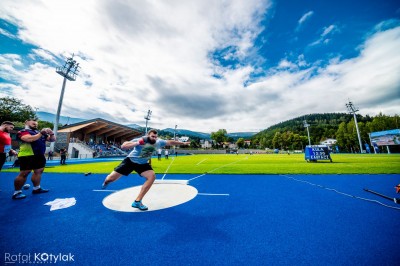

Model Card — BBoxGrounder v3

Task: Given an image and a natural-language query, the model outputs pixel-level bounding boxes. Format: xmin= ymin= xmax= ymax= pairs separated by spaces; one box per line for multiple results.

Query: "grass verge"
xmin=3 ymin=153 xmax=399 ymax=174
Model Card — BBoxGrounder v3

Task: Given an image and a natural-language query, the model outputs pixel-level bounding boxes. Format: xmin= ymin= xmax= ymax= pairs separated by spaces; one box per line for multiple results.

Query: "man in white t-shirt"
xmin=157 ymin=148 xmax=162 ymax=160
xmin=101 ymin=129 xmax=190 ymax=210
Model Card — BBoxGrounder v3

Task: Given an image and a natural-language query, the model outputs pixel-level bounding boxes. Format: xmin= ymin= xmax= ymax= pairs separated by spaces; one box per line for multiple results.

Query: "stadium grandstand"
xmin=56 ymin=118 xmax=142 ymax=159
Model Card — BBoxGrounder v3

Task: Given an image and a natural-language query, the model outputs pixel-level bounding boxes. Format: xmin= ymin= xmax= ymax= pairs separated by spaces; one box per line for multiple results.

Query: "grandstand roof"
xmin=58 ymin=118 xmax=142 ymax=140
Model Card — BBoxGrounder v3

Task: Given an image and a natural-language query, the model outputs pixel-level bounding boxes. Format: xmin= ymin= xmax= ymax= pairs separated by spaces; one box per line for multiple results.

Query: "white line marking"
xmin=188 ymin=157 xmax=247 ymax=181
xmin=198 ymin=193 xmax=230 ymax=196
xmin=281 ymin=174 xmax=400 ymax=211
xmin=188 ymin=173 xmax=207 ymax=181
xmin=196 ymin=158 xmax=208 ymax=165
xmin=189 ymin=158 xmax=248 ymax=181
xmin=161 ymin=157 xmax=175 ymax=179
xmin=93 ymin=189 xmax=117 ymax=192
xmin=207 ymin=158 xmax=248 ymax=173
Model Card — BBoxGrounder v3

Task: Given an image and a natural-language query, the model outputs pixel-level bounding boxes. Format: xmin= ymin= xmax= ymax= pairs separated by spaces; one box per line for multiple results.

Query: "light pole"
xmin=346 ymin=101 xmax=363 ymax=153
xmin=174 ymin=124 xmax=177 ymax=152
xmin=303 ymin=120 xmax=311 ymax=146
xmin=51 ymin=55 xmax=80 ymax=152
xmin=174 ymin=125 xmax=177 ymax=140
xmin=144 ymin=110 xmax=152 ymax=134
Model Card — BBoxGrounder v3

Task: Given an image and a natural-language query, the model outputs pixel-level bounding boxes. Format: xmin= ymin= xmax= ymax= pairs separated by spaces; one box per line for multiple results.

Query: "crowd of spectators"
xmin=86 ymin=140 xmax=128 ymax=157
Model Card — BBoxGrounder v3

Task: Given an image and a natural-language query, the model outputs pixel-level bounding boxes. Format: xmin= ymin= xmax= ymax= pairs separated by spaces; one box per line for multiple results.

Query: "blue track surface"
xmin=0 ymin=172 xmax=399 ymax=265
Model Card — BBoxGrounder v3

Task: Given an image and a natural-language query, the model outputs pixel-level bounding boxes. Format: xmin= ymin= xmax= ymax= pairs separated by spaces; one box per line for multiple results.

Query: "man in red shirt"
xmin=0 ymin=121 xmax=18 ymax=171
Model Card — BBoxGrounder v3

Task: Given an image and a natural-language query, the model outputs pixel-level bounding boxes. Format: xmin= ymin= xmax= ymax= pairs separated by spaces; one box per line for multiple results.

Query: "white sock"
xmin=33 ymin=185 xmax=40 ymax=190
xmin=14 ymin=190 xmax=22 ymax=195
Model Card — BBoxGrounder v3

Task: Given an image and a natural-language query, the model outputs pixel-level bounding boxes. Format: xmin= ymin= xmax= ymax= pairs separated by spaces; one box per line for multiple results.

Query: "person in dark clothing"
xmin=60 ymin=147 xmax=67 ymax=165
xmin=12 ymin=119 xmax=56 ymax=199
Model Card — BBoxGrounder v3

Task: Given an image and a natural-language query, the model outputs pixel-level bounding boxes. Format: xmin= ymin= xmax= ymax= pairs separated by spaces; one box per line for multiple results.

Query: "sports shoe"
xmin=23 ymin=184 xmax=30 ymax=190
xmin=131 ymin=200 xmax=148 ymax=211
xmin=12 ymin=192 xmax=26 ymax=200
xmin=101 ymin=182 xmax=108 ymax=189
xmin=32 ymin=188 xmax=49 ymax=194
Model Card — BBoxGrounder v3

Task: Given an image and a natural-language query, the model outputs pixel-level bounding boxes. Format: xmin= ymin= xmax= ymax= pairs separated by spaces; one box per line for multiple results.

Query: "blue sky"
xmin=0 ymin=0 xmax=399 ymax=132
xmin=262 ymin=1 xmax=398 ymax=66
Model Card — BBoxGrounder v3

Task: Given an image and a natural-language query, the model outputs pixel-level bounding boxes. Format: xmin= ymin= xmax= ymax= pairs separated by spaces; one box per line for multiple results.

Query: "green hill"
xmin=252 ymin=113 xmax=375 ymax=150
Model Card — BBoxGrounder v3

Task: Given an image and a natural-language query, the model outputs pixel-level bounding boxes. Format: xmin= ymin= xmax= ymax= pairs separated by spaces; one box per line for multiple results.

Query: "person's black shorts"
xmin=0 ymin=153 xmax=6 ymax=171
xmin=19 ymin=155 xmax=46 ymax=171
xmin=114 ymin=157 xmax=153 ymax=176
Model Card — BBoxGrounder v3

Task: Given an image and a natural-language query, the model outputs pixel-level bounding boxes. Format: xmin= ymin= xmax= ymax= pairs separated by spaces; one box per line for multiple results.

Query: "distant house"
xmin=320 ymin=138 xmax=337 ymax=146
xmin=178 ymin=136 xmax=189 ymax=142
xmin=227 ymin=143 xmax=237 ymax=149
xmin=213 ymin=141 xmax=236 ymax=149
xmin=200 ymin=139 xmax=213 ymax=149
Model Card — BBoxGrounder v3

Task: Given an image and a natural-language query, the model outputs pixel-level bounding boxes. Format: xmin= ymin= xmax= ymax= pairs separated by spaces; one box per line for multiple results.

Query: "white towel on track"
xmin=44 ymin=198 xmax=76 ymax=211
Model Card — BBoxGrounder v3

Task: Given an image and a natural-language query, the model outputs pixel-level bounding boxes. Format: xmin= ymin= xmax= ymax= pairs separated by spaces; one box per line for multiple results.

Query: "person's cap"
xmin=25 ymin=117 xmax=38 ymax=122
xmin=1 ymin=121 xmax=15 ymax=126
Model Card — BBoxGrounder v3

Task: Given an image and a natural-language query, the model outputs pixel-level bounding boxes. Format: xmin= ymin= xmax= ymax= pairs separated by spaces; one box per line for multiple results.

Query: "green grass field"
xmin=4 ymin=154 xmax=400 ymax=174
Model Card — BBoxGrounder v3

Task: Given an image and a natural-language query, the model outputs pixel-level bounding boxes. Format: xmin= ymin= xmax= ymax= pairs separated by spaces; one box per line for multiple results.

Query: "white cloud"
xmin=321 ymin=25 xmax=337 ymax=36
xmin=0 ymin=1 xmax=399 ymax=133
xmin=298 ymin=11 xmax=314 ymax=26
xmin=0 ymin=27 xmax=16 ymax=39
xmin=310 ymin=24 xmax=339 ymax=46
xmin=295 ymin=11 xmax=314 ymax=32
xmin=297 ymin=54 xmax=308 ymax=67
xmin=277 ymin=59 xmax=297 ymax=70
xmin=30 ymin=49 xmax=57 ymax=64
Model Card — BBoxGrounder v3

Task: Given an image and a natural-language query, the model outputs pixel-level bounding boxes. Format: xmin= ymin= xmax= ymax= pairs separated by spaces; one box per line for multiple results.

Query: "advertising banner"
xmin=370 ymin=129 xmax=400 ymax=146
xmin=305 ymin=145 xmax=332 ymax=162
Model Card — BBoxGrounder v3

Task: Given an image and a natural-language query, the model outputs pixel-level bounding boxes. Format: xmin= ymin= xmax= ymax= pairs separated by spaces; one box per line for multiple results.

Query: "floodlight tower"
xmin=50 ymin=55 xmax=80 ymax=151
xmin=144 ymin=109 xmax=152 ymax=134
xmin=303 ymin=120 xmax=311 ymax=146
xmin=173 ymin=124 xmax=178 ymax=152
xmin=174 ymin=124 xmax=177 ymax=140
xmin=346 ymin=101 xmax=363 ymax=153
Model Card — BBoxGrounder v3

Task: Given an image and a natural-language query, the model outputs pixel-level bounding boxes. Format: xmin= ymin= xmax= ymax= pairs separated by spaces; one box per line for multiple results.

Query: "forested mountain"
xmin=251 ymin=113 xmax=398 ymax=152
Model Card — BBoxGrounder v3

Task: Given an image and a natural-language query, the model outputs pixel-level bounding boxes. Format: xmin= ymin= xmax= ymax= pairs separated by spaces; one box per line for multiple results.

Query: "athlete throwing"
xmin=102 ymin=129 xmax=190 ymax=210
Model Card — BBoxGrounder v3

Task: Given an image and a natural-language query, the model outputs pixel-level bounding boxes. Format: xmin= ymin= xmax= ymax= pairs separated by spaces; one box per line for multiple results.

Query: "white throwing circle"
xmin=102 ymin=183 xmax=198 ymax=212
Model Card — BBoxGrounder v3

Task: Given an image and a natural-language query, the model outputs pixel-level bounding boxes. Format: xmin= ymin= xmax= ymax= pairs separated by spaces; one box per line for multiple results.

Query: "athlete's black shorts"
xmin=19 ymin=154 xmax=46 ymax=171
xmin=0 ymin=153 xmax=6 ymax=171
xmin=114 ymin=157 xmax=153 ymax=176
